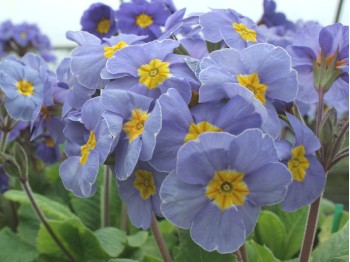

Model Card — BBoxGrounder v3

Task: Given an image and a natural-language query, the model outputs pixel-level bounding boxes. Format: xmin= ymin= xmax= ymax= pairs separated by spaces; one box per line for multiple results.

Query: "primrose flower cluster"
xmin=0 ymin=0 xmax=348 ymax=256
xmin=0 ymin=20 xmax=56 ymax=62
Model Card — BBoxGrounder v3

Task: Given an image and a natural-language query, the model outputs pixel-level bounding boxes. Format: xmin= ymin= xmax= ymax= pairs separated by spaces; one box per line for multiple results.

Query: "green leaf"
xmin=319 ymin=211 xmax=349 ymax=244
xmin=266 ymin=205 xmax=308 ymax=259
xmin=36 ymin=218 xmax=108 ymax=262
xmin=17 ymin=205 xmax=40 ymax=246
xmin=127 ymin=231 xmax=149 ymax=247
xmin=174 ymin=231 xmax=236 ymax=262
xmin=0 ymin=227 xmax=39 ymax=262
xmin=4 ymin=190 xmax=76 ymax=220
xmin=95 ymin=227 xmax=127 ymax=257
xmin=108 ymin=259 xmax=139 ymax=262
xmin=254 ymin=211 xmax=286 ymax=259
xmin=311 ymin=222 xmax=349 ymax=262
xmin=159 ymin=219 xmax=176 ymax=234
xmin=246 ymin=240 xmax=280 ymax=262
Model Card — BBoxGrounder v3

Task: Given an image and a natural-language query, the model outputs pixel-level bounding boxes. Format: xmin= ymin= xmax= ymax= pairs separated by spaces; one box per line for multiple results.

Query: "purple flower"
xmin=260 ymin=0 xmax=295 ymax=30
xmin=67 ymin=31 xmax=146 ymax=90
xmin=118 ymin=160 xmax=167 ymax=229
xmin=101 ymin=89 xmax=162 ymax=180
xmin=116 ymin=1 xmax=171 ymax=41
xmin=0 ymin=58 xmax=44 ymax=121
xmin=0 ymin=166 xmax=9 ymax=194
xmin=276 ymin=113 xmax=326 ymax=211
xmin=81 ymin=3 xmax=118 ymax=38
xmin=199 ymin=44 xmax=298 ymax=138
xmin=199 ymin=9 xmax=265 ymax=50
xmin=106 ymin=39 xmax=196 ymax=103
xmin=35 ymin=136 xmax=61 ymax=164
xmin=160 ymin=130 xmax=292 ymax=253
xmin=149 ymin=88 xmax=266 ymax=172
xmin=286 ymin=23 xmax=349 ymax=114
xmin=59 ymin=97 xmax=114 ymax=197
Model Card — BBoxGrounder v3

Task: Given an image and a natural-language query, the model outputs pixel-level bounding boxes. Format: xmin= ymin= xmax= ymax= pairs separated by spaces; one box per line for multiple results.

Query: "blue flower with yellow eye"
xmin=80 ymin=3 xmax=118 ymax=38
xmin=101 ymin=89 xmax=162 ymax=180
xmin=276 ymin=113 xmax=326 ymax=211
xmin=59 ymin=97 xmax=114 ymax=197
xmin=118 ymin=160 xmax=167 ymax=229
xmin=160 ymin=130 xmax=292 ymax=253
xmin=0 ymin=58 xmax=44 ymax=121
xmin=116 ymin=1 xmax=170 ymax=41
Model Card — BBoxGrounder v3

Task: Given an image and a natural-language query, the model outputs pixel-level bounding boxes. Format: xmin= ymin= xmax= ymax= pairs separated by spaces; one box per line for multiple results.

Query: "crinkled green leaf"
xmin=4 ymin=190 xmax=76 ymax=220
xmin=0 ymin=227 xmax=39 ymax=262
xmin=246 ymin=240 xmax=280 ymax=262
xmin=127 ymin=231 xmax=149 ymax=247
xmin=95 ymin=227 xmax=127 ymax=257
xmin=311 ymin=222 xmax=349 ymax=262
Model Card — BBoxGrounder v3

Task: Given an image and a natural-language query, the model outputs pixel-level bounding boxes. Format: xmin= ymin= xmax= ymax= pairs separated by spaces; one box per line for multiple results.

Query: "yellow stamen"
xmin=133 ymin=169 xmax=156 ymax=199
xmin=45 ymin=137 xmax=55 ymax=148
xmin=233 ymin=23 xmax=257 ymax=43
xmin=206 ymin=170 xmax=250 ymax=210
xmin=236 ymin=72 xmax=268 ymax=104
xmin=104 ymin=41 xmax=128 ymax=59
xmin=288 ymin=145 xmax=310 ymax=182
xmin=20 ymin=32 xmax=27 ymax=38
xmin=123 ymin=109 xmax=149 ymax=142
xmin=184 ymin=121 xmax=222 ymax=143
xmin=16 ymin=80 xmax=34 ymax=96
xmin=135 ymin=13 xmax=153 ymax=28
xmin=316 ymin=52 xmax=346 ymax=70
xmin=96 ymin=19 xmax=111 ymax=34
xmin=80 ymin=131 xmax=97 ymax=165
xmin=138 ymin=59 xmax=170 ymax=89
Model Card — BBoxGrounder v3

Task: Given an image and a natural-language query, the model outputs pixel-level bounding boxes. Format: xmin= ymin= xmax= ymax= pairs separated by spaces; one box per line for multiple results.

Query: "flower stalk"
xmin=101 ymin=165 xmax=111 ymax=228
xmin=151 ymin=214 xmax=172 ymax=262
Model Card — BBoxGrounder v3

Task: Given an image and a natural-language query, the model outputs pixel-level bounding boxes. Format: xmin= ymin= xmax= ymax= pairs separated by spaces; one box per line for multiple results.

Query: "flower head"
xmin=160 ymin=130 xmax=292 ymax=253
xmin=276 ymin=113 xmax=326 ymax=211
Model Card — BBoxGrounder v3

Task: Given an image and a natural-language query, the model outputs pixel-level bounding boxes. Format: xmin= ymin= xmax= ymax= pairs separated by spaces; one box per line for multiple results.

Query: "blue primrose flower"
xmin=149 ymin=88 xmax=266 ymax=173
xmin=80 ymin=3 xmax=118 ymax=38
xmin=101 ymin=89 xmax=162 ymax=180
xmin=199 ymin=43 xmax=298 ymax=138
xmin=105 ymin=39 xmax=197 ymax=103
xmin=118 ymin=160 xmax=167 ymax=229
xmin=0 ymin=58 xmax=44 ymax=121
xmin=59 ymin=97 xmax=114 ymax=197
xmin=160 ymin=130 xmax=292 ymax=253
xmin=276 ymin=113 xmax=326 ymax=211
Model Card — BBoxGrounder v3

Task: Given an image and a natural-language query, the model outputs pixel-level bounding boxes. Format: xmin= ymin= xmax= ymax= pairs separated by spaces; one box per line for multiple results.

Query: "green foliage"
xmin=4 ymin=190 xmax=76 ymax=220
xmin=311 ymin=222 xmax=349 ymax=262
xmin=246 ymin=240 xmax=279 ymax=262
xmin=0 ymin=227 xmax=39 ymax=262
xmin=95 ymin=227 xmax=127 ymax=257
xmin=174 ymin=231 xmax=236 ymax=262
xmin=127 ymin=231 xmax=149 ymax=247
xmin=17 ymin=205 xmax=40 ymax=246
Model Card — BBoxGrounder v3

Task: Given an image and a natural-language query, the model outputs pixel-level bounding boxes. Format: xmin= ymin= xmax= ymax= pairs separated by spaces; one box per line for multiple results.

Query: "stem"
xmin=0 ymin=131 xmax=9 ymax=152
xmin=21 ymin=180 xmax=75 ymax=261
xmin=329 ymin=150 xmax=349 ymax=169
xmin=120 ymin=202 xmax=128 ymax=231
xmin=335 ymin=0 xmax=344 ymax=23
xmin=235 ymin=250 xmax=243 ymax=262
xmin=9 ymin=201 xmax=19 ymax=232
xmin=101 ymin=166 xmax=111 ymax=228
xmin=239 ymin=244 xmax=249 ymax=262
xmin=315 ymin=89 xmax=324 ymax=136
xmin=151 ymin=214 xmax=172 ymax=262
xmin=299 ymin=196 xmax=322 ymax=262
xmin=332 ymin=121 xmax=349 ymax=159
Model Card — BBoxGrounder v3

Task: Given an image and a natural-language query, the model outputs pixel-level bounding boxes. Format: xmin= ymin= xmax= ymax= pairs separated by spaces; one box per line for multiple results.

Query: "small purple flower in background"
xmin=0 ymin=58 xmax=44 ymax=121
xmin=0 ymin=166 xmax=9 ymax=194
xmin=81 ymin=3 xmax=118 ymax=38
xmin=286 ymin=23 xmax=349 ymax=114
xmin=106 ymin=39 xmax=196 ymax=103
xmin=118 ymin=160 xmax=167 ymax=229
xmin=260 ymin=0 xmax=295 ymax=30
xmin=59 ymin=97 xmax=114 ymax=197
xmin=149 ymin=88 xmax=266 ymax=173
xmin=116 ymin=1 xmax=171 ymax=41
xmin=152 ymin=0 xmax=177 ymax=14
xmin=199 ymin=9 xmax=265 ymax=50
xmin=101 ymin=89 xmax=161 ymax=180
xmin=67 ymin=31 xmax=146 ymax=90
xmin=276 ymin=113 xmax=326 ymax=211
xmin=35 ymin=136 xmax=61 ymax=164
xmin=160 ymin=130 xmax=291 ymax=253
xmin=199 ymin=43 xmax=298 ymax=138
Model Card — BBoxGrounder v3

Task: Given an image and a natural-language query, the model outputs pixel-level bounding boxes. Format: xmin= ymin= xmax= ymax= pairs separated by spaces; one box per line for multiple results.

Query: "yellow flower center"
xmin=103 ymin=41 xmax=128 ymax=59
xmin=96 ymin=19 xmax=111 ymax=34
xmin=138 ymin=59 xmax=170 ymax=89
xmin=20 ymin=32 xmax=27 ymax=38
xmin=16 ymin=80 xmax=34 ymax=96
xmin=184 ymin=121 xmax=223 ymax=143
xmin=288 ymin=145 xmax=310 ymax=182
xmin=45 ymin=137 xmax=55 ymax=148
xmin=188 ymin=91 xmax=199 ymax=108
xmin=123 ymin=109 xmax=149 ymax=142
xmin=135 ymin=13 xmax=153 ymax=28
xmin=232 ymin=23 xmax=257 ymax=43
xmin=206 ymin=170 xmax=250 ymax=210
xmin=133 ymin=169 xmax=156 ymax=199
xmin=80 ymin=130 xmax=97 ymax=165
xmin=236 ymin=72 xmax=268 ymax=104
